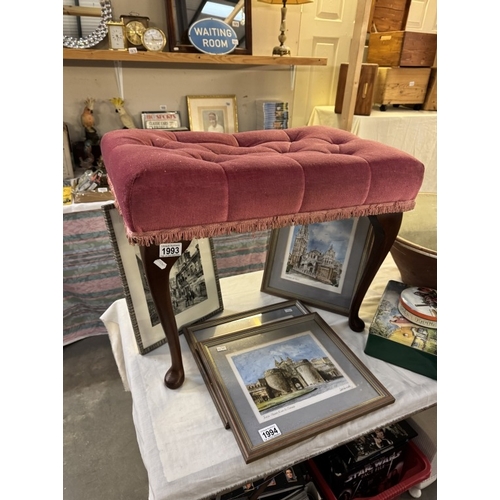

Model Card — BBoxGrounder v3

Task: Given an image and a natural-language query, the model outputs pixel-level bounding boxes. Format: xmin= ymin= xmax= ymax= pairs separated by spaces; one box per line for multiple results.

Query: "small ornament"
xmin=81 ymin=97 xmax=95 ymax=131
xmin=109 ymin=97 xmax=136 ymax=129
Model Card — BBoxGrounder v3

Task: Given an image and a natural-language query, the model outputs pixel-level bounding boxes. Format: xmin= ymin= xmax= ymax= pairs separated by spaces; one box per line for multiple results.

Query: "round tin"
xmin=399 ymin=287 xmax=437 ymax=327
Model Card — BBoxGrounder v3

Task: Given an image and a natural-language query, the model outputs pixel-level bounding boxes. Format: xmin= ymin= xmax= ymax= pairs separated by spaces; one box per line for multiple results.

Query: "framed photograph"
xmin=102 ymin=204 xmax=224 ymax=354
xmin=198 ymin=313 xmax=394 ymax=463
xmin=261 ymin=218 xmax=372 ymax=316
xmin=184 ymin=300 xmax=311 ymax=428
xmin=186 ymin=95 xmax=238 ymax=133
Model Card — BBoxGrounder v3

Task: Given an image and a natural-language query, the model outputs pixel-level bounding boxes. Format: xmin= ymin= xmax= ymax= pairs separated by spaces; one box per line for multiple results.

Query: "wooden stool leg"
xmin=348 ymin=212 xmax=403 ymax=332
xmin=139 ymin=241 xmax=191 ymax=389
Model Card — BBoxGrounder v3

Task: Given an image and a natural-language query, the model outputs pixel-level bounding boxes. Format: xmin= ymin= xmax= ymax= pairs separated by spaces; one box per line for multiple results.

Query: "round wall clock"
xmin=120 ymin=15 xmax=150 ymax=47
xmin=141 ymin=27 xmax=167 ymax=52
xmin=125 ymin=20 xmax=147 ymax=45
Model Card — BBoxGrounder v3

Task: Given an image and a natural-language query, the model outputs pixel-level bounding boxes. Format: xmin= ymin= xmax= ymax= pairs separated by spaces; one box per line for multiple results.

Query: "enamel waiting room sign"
xmin=188 ymin=18 xmax=239 ymax=55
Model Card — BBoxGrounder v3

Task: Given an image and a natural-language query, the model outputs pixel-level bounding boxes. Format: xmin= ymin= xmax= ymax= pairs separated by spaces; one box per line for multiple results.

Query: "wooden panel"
xmin=367 ymin=31 xmax=437 ymax=67
xmin=422 ymin=67 xmax=437 ymax=111
xmin=368 ymin=0 xmax=412 ymax=33
xmin=335 ymin=63 xmax=378 ymax=116
xmin=374 ymin=67 xmax=431 ymax=106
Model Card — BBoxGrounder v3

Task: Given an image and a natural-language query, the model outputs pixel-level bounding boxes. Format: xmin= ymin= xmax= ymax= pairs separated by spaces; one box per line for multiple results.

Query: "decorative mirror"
xmin=63 ymin=0 xmax=113 ymax=49
xmin=165 ymin=0 xmax=252 ymax=55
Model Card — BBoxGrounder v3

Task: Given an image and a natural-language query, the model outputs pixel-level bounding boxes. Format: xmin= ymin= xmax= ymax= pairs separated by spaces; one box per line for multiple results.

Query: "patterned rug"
xmin=63 ymin=207 xmax=270 ymax=345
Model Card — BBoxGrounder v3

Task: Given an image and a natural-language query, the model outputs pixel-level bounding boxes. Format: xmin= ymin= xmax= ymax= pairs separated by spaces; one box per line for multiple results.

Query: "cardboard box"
xmin=373 ymin=67 xmax=431 ymax=108
xmin=367 ymin=31 xmax=437 ymax=67
xmin=368 ymin=0 xmax=412 ymax=33
xmin=335 ymin=63 xmax=378 ymax=116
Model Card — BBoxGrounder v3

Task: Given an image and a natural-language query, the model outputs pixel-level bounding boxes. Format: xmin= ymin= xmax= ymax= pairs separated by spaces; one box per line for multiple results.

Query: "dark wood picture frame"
xmin=165 ymin=0 xmax=252 ymax=54
xmin=198 ymin=313 xmax=395 ymax=463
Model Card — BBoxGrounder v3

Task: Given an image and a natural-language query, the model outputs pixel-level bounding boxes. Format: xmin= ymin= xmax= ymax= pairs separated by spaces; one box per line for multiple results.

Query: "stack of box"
xmin=366 ymin=0 xmax=437 ymax=111
xmin=255 ymin=100 xmax=289 ymax=130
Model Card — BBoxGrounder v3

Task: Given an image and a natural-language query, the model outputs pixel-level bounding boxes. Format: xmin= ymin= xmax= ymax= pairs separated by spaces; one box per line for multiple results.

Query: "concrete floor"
xmin=63 ymin=335 xmax=437 ymax=500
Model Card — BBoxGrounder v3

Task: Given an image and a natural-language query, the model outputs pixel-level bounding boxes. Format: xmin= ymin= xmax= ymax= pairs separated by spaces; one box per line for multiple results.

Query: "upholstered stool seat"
xmin=101 ymin=125 xmax=424 ymax=389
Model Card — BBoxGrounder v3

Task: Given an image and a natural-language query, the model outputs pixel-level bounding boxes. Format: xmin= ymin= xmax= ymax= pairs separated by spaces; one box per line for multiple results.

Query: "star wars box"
xmin=310 ymin=420 xmax=417 ymax=499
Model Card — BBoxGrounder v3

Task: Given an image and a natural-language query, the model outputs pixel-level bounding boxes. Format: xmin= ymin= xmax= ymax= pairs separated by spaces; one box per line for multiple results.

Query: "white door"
xmin=291 ymin=0 xmax=359 ymax=127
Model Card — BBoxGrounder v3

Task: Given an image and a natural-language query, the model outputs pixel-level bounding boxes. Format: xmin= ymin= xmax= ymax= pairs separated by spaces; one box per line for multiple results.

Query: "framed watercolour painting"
xmin=186 ymin=95 xmax=238 ymax=133
xmin=184 ymin=300 xmax=311 ymax=428
xmin=102 ymin=204 xmax=224 ymax=354
xmin=261 ymin=218 xmax=371 ymax=316
xmin=198 ymin=313 xmax=394 ymax=463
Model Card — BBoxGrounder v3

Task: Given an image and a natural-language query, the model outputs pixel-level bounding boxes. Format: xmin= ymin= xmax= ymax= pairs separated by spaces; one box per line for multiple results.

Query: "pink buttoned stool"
xmin=100 ymin=125 xmax=424 ymax=389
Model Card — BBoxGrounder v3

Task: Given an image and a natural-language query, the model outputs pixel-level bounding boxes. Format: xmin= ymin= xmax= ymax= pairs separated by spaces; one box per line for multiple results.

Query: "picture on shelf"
xmin=102 ymin=204 xmax=223 ymax=354
xmin=262 ymin=218 xmax=371 ymax=315
xmin=187 ymin=95 xmax=238 ymax=133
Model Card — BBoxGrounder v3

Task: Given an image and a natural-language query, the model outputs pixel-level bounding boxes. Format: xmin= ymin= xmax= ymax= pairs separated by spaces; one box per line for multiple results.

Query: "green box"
xmin=364 ymin=280 xmax=437 ymax=380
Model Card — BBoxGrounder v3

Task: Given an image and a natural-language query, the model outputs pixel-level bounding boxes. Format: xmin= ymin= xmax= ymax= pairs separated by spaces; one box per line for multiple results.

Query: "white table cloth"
xmin=101 ymin=255 xmax=437 ymax=500
xmin=308 ymin=106 xmax=437 ymax=194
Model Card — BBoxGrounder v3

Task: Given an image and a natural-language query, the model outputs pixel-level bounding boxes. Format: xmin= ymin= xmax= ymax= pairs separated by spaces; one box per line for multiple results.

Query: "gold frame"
xmin=106 ymin=21 xmax=128 ymax=51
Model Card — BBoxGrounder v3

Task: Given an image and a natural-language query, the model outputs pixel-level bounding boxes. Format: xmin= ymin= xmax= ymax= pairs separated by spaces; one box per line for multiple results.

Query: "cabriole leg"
xmin=348 ymin=212 xmax=403 ymax=332
xmin=139 ymin=241 xmax=191 ymax=389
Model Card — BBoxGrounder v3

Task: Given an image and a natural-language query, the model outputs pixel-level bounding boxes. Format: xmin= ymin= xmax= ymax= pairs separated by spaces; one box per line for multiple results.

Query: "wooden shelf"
xmin=63 ymin=48 xmax=327 ymax=66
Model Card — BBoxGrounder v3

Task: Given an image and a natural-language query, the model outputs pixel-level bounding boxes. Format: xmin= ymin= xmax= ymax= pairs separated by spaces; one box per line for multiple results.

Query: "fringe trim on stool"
xmin=119 ymin=200 xmax=416 ymax=246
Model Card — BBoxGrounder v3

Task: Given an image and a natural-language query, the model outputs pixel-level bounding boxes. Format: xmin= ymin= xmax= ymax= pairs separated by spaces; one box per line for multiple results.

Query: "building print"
xmin=138 ymin=242 xmax=208 ymax=325
xmin=246 ymin=355 xmax=343 ymax=406
xmin=169 ymin=244 xmax=208 ymax=312
xmin=287 ymin=225 xmax=343 ymax=286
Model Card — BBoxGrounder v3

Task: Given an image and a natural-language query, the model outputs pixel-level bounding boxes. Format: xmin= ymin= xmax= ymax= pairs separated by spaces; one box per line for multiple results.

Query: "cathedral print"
xmin=282 ymin=219 xmax=359 ymax=293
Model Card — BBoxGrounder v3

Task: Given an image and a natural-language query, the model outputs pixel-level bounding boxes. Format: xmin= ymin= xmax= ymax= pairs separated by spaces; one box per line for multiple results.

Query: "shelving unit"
xmin=63 ymin=48 xmax=328 ymax=67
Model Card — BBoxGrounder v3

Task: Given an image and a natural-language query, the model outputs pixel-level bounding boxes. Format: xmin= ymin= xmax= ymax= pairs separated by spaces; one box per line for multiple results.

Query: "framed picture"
xmin=184 ymin=300 xmax=311 ymax=428
xmin=261 ymin=218 xmax=372 ymax=316
xmin=186 ymin=95 xmax=238 ymax=133
xmin=102 ymin=204 xmax=224 ymax=354
xmin=198 ymin=313 xmax=394 ymax=463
